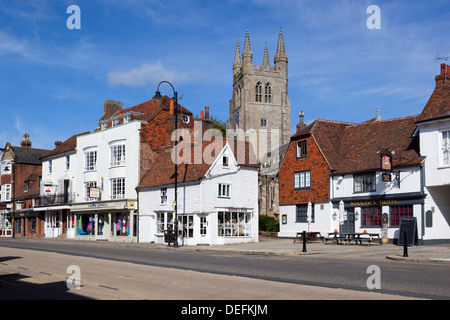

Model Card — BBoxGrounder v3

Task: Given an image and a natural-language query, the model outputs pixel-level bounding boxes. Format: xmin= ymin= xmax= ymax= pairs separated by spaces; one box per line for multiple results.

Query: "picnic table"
xmin=343 ymin=232 xmax=381 ymax=246
xmin=324 ymin=232 xmax=381 ymax=246
xmin=324 ymin=232 xmax=342 ymax=245
xmin=293 ymin=231 xmax=324 ymax=244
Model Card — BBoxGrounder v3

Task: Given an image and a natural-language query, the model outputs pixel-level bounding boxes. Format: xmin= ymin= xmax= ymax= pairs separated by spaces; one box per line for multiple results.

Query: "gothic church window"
xmin=255 ymin=83 xmax=262 ymax=102
xmin=265 ymin=83 xmax=272 ymax=103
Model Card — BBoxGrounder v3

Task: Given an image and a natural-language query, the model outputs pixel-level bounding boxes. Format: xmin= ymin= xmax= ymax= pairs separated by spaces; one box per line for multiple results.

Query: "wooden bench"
xmin=293 ymin=232 xmax=324 ymax=244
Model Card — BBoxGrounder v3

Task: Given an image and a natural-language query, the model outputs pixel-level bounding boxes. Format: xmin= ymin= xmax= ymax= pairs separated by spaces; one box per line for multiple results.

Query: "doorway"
xmin=341 ymin=208 xmax=355 ymax=234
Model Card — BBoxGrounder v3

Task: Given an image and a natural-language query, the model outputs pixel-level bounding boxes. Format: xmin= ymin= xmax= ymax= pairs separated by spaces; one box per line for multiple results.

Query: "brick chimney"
xmin=20 ymin=133 xmax=31 ymax=148
xmin=296 ymin=111 xmax=306 ymax=134
xmin=99 ymin=100 xmax=123 ymax=125
xmin=437 ymin=63 xmax=449 ymax=85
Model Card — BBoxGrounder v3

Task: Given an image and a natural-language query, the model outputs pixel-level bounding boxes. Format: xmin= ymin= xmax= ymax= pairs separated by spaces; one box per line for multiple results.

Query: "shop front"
xmin=0 ymin=205 xmax=12 ymax=237
xmin=332 ymin=193 xmax=425 ymax=244
xmin=71 ymin=200 xmax=137 ymax=242
xmin=10 ymin=210 xmax=44 ymax=238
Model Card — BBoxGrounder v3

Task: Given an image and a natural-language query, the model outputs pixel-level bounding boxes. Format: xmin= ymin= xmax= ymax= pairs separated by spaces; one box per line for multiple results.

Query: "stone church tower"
xmin=227 ymin=29 xmax=292 ymax=220
xmin=227 ymin=29 xmax=291 ymax=160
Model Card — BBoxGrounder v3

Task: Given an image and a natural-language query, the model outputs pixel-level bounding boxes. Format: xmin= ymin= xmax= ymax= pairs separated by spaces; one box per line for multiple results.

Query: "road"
xmin=1 ymin=238 xmax=449 ymax=302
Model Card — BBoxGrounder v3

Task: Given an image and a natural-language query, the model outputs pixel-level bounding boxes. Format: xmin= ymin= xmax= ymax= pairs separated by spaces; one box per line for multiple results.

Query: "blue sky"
xmin=0 ymin=0 xmax=449 ymax=150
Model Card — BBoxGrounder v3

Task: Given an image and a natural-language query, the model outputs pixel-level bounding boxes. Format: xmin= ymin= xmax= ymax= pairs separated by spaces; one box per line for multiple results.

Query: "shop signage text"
xmin=350 ymin=199 xmax=398 ymax=207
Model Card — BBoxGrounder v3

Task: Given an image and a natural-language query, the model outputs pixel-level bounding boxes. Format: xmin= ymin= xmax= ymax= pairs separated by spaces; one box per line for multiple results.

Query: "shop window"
xmin=218 ymin=212 xmax=252 ymax=237
xmin=179 ymin=215 xmax=194 ymax=238
xmin=156 ymin=212 xmax=173 ymax=233
xmin=30 ymin=218 xmax=37 ymax=234
xmin=77 ymin=215 xmax=94 ymax=235
xmin=390 ymin=205 xmax=413 ymax=226
xmin=112 ymin=213 xmax=130 ymax=236
xmin=361 ymin=207 xmax=382 ymax=226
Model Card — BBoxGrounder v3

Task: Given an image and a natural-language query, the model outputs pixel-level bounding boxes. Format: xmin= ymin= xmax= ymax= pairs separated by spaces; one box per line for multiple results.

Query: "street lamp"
xmin=155 ymin=81 xmax=179 ymax=248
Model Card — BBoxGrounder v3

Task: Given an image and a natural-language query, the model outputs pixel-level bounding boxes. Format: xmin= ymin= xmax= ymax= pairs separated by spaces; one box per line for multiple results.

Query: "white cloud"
xmin=0 ymin=30 xmax=28 ymax=56
xmin=107 ymin=61 xmax=202 ymax=87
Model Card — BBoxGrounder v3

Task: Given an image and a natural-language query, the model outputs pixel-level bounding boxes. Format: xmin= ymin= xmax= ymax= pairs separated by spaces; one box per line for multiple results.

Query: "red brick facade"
xmin=279 ymin=135 xmax=330 ymax=206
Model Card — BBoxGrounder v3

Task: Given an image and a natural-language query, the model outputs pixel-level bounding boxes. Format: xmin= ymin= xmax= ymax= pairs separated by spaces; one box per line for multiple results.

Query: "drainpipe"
xmin=420 ymin=163 xmax=425 ymax=245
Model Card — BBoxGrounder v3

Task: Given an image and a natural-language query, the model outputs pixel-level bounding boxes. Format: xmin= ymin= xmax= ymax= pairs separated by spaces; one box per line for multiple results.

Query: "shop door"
xmin=341 ymin=208 xmax=355 ymax=234
xmin=198 ymin=215 xmax=210 ymax=245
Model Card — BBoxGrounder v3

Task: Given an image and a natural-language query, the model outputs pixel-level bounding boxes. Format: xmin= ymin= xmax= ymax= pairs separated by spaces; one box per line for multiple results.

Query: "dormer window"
xmin=296 ymin=140 xmax=307 ymax=158
xmin=123 ymin=115 xmax=131 ymax=123
xmin=112 ymin=119 xmax=119 ymax=127
xmin=223 ymin=156 xmax=229 ymax=167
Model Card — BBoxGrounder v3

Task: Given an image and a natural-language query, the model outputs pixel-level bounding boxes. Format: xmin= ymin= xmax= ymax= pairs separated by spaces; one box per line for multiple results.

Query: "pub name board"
xmin=350 ymin=199 xmax=398 ymax=207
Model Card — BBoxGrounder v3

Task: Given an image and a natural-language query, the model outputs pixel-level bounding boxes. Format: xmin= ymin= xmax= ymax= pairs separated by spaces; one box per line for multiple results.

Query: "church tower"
xmin=228 ymin=29 xmax=291 ymax=160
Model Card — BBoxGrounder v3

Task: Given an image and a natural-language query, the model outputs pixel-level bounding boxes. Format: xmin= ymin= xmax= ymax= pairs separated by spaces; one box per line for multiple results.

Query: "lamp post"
xmin=154 ymin=81 xmax=179 ymax=248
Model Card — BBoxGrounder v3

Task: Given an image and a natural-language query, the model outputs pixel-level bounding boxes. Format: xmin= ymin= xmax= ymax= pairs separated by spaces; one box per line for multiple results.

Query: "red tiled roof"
xmin=41 ymin=132 xmax=90 ymax=159
xmin=333 ymin=115 xmax=423 ymax=174
xmin=137 ymin=138 xmax=257 ymax=189
xmin=415 ymin=74 xmax=450 ymax=123
xmin=291 ymin=116 xmax=423 ymax=175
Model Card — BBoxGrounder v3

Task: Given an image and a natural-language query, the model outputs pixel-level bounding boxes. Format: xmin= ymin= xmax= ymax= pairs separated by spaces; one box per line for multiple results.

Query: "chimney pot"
xmin=20 ymin=133 xmax=32 ymax=148
xmin=205 ymin=106 xmax=210 ymax=119
xmin=170 ymin=98 xmax=174 ymax=115
xmin=200 ymin=111 xmax=204 ymax=119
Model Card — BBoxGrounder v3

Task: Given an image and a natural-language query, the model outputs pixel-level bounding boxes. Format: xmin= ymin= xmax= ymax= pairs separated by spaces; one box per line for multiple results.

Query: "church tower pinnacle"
xmin=233 ymin=38 xmax=242 ymax=75
xmin=242 ymin=28 xmax=253 ymax=68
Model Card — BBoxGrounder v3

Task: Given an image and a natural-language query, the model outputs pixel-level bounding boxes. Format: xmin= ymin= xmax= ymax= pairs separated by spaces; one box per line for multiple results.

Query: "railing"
xmin=38 ymin=193 xmax=76 ymax=206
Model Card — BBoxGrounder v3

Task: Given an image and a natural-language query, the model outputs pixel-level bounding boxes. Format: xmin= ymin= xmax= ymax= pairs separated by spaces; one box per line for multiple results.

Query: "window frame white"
xmin=110 ymin=177 xmax=125 ymax=200
xmin=218 ymin=183 xmax=230 ymax=198
xmin=84 ymin=149 xmax=97 ymax=172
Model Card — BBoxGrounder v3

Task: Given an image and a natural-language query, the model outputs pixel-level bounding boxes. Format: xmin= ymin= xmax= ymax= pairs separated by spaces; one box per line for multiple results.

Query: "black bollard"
xmin=403 ymin=231 xmax=408 ymax=257
xmin=302 ymin=230 xmax=307 ymax=253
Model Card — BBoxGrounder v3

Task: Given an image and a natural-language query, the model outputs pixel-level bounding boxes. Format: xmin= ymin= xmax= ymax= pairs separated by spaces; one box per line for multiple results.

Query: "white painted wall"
xmin=75 ymin=121 xmax=142 ymax=203
xmin=138 ymin=143 xmax=259 ymax=245
xmin=419 ymin=120 xmax=450 ymax=187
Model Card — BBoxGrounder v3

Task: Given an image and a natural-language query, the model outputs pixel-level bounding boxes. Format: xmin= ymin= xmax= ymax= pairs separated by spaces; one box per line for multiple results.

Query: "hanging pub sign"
xmin=382 ymin=172 xmax=392 ymax=182
xmin=380 ymin=149 xmax=393 ymax=182
xmin=381 ymin=155 xmax=392 ymax=171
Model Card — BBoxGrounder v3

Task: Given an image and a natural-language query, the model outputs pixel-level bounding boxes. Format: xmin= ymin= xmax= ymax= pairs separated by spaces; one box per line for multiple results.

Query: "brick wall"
xmin=279 ymin=135 xmax=330 ymax=205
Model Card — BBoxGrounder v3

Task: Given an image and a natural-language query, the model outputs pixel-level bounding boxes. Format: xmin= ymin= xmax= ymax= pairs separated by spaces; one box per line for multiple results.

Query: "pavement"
xmin=5 ymin=236 xmax=450 ymax=265
xmin=113 ymin=235 xmax=450 ymax=265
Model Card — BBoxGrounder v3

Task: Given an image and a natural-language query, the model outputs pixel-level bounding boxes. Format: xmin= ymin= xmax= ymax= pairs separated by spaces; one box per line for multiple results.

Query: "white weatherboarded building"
xmin=137 ymin=139 xmax=259 ymax=245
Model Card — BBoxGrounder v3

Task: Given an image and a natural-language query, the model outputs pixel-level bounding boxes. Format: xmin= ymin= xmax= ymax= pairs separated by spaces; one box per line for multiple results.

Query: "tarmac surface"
xmin=4 ymin=235 xmax=450 ymax=265
xmin=99 ymin=235 xmax=450 ymax=265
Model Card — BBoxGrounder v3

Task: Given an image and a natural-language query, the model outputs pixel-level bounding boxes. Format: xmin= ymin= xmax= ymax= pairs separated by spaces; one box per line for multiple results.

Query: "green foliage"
xmin=259 ymin=215 xmax=279 ymax=232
